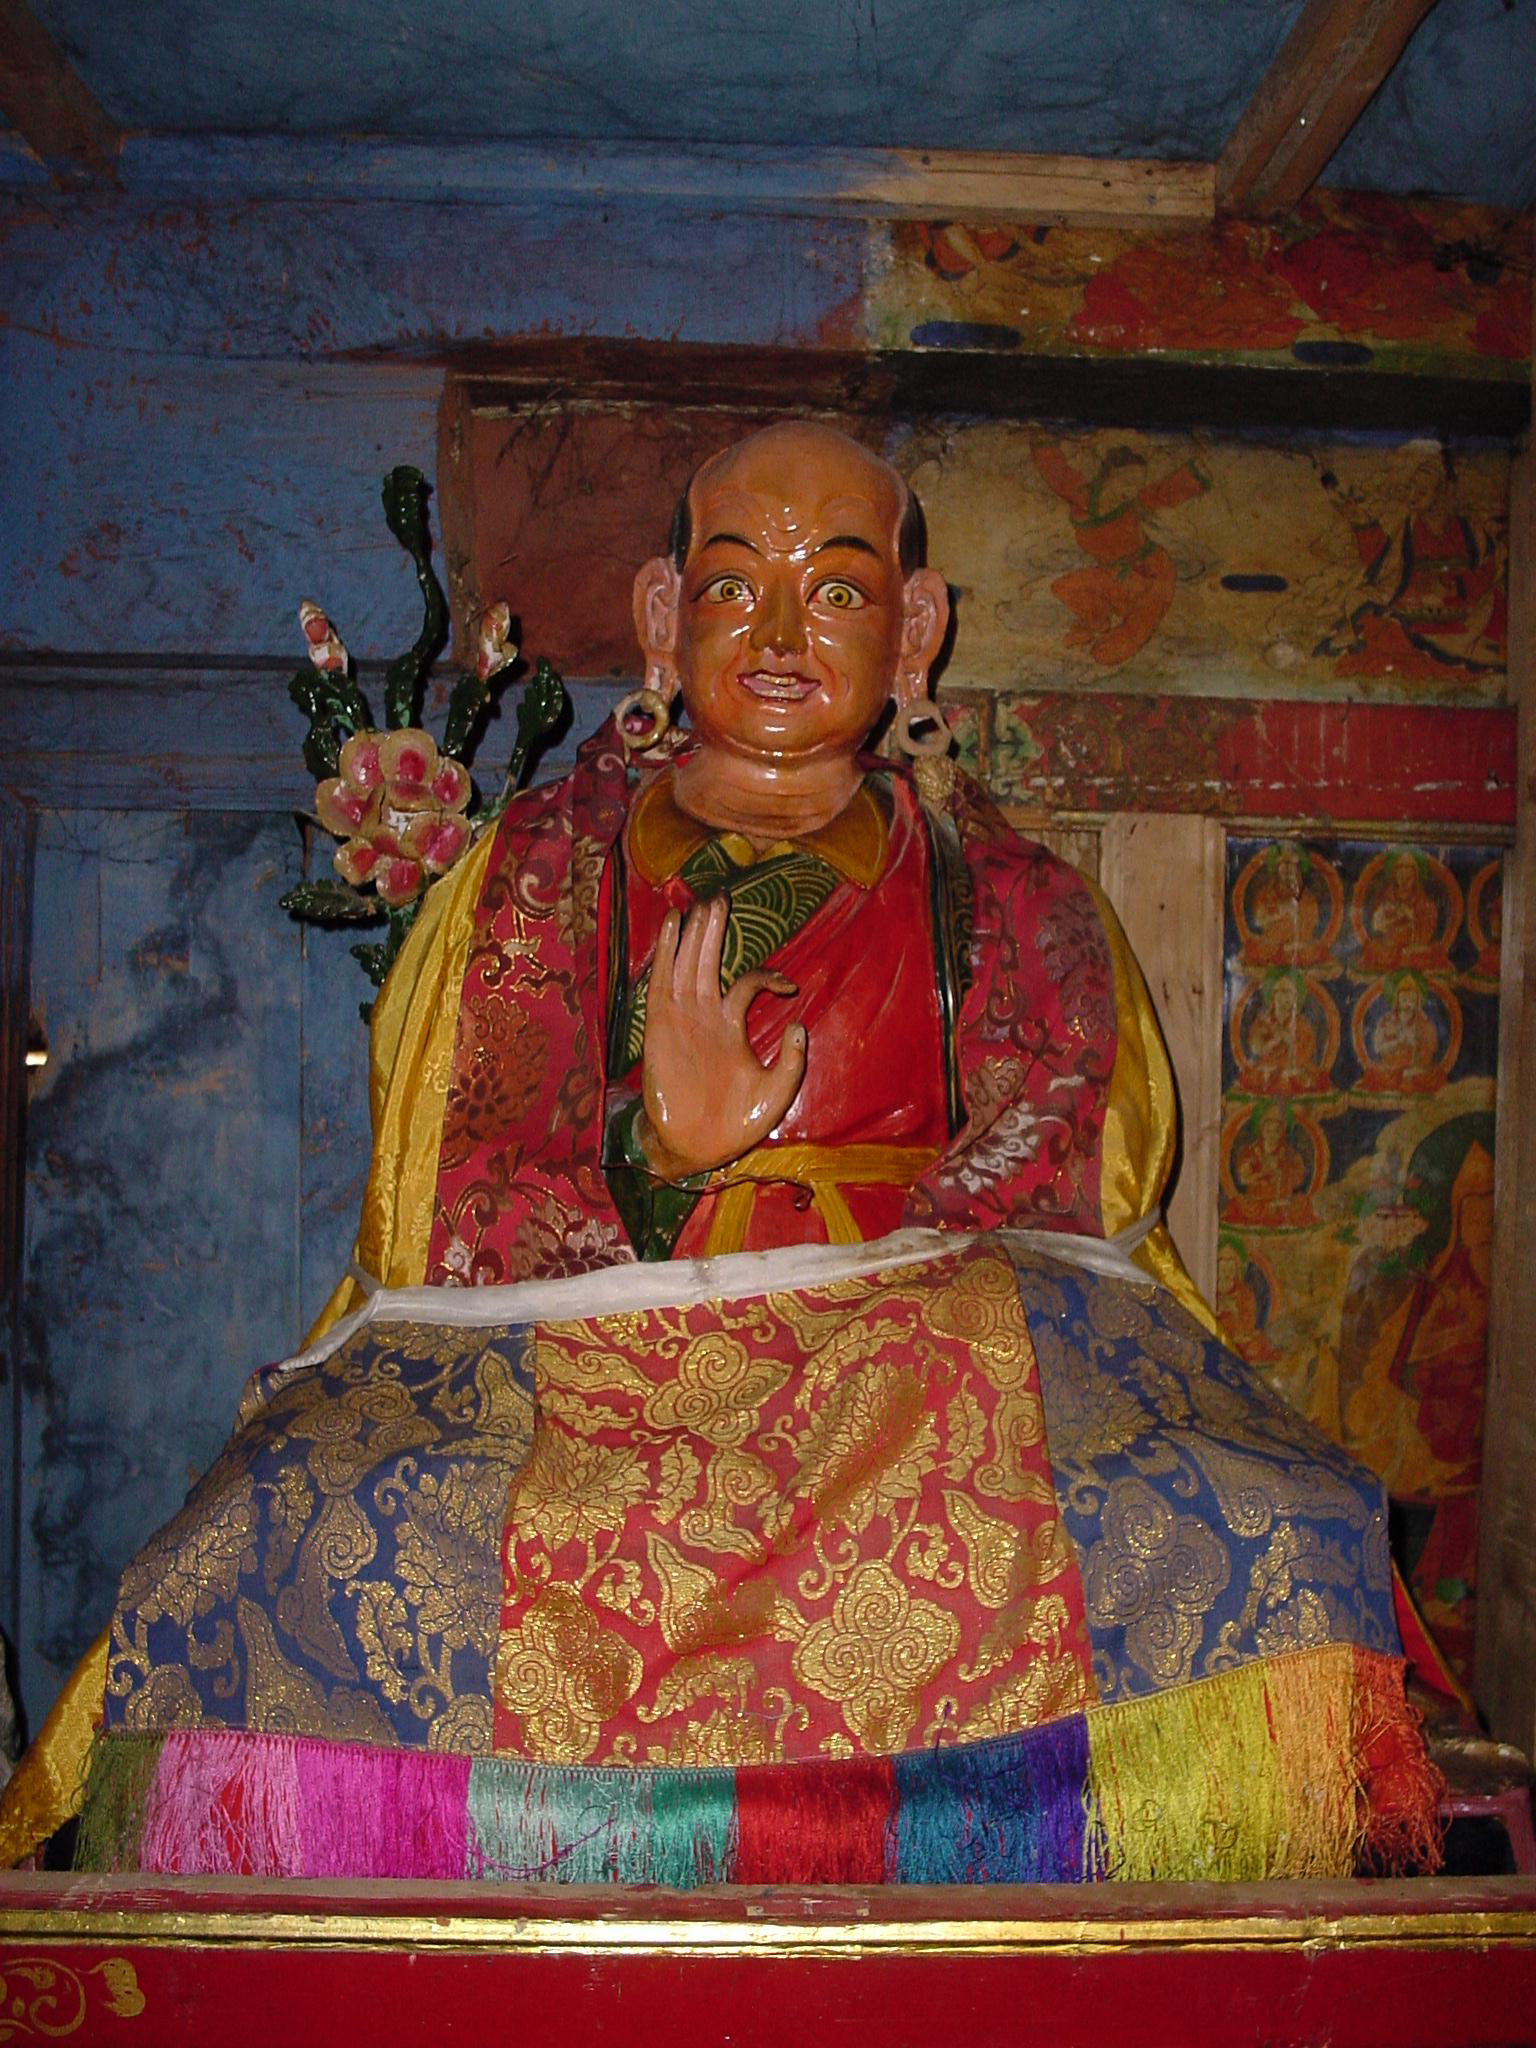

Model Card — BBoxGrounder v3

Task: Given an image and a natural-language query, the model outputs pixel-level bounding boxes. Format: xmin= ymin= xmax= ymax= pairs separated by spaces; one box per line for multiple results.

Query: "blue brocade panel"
xmin=1016 ymin=1252 xmax=1395 ymax=1704
xmin=103 ymin=1322 xmax=535 ymax=1751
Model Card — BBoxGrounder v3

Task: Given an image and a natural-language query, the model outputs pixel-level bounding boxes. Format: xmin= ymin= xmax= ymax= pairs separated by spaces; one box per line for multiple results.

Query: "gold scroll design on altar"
xmin=0 ymin=1959 xmax=144 ymax=2038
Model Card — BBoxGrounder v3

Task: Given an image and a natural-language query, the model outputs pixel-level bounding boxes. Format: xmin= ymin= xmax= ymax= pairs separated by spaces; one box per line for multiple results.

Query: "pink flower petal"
xmin=376 ymin=856 xmax=425 ymax=907
xmin=405 ymin=812 xmax=471 ymax=874
xmin=431 ymin=759 xmax=471 ymax=812
xmin=339 ymin=731 xmax=385 ymax=792
xmin=315 ymin=778 xmax=376 ymax=838
xmin=379 ymin=727 xmax=438 ymax=794
xmin=334 ymin=838 xmax=379 ymax=886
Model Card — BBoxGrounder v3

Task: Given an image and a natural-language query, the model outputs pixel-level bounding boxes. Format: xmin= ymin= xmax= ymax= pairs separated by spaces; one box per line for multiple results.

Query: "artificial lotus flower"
xmin=299 ymin=599 xmax=349 ymax=674
xmin=476 ymin=600 xmax=516 ymax=683
xmin=313 ymin=724 xmax=474 ymax=908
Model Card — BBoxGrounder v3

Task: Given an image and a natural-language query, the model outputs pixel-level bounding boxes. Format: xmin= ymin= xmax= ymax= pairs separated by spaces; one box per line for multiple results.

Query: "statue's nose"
xmin=749 ymin=576 xmax=807 ymax=655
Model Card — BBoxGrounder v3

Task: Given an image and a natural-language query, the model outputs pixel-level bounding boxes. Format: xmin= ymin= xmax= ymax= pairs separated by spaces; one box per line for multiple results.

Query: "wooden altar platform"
xmin=1 ymin=1872 xmax=1533 ymax=2046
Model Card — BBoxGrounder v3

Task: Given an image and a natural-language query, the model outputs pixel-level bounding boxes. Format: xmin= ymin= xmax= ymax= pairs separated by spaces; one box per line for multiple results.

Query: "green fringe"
xmin=73 ymin=1732 xmax=164 ymax=1874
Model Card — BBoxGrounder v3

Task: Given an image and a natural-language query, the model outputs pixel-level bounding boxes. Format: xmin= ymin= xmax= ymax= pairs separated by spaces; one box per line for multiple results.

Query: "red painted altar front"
xmin=2 ymin=1870 xmax=1533 ymax=2046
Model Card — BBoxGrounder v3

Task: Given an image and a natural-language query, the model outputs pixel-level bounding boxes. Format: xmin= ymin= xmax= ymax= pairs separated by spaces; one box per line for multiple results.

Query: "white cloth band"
xmin=276 ymin=1217 xmax=1166 ymax=1381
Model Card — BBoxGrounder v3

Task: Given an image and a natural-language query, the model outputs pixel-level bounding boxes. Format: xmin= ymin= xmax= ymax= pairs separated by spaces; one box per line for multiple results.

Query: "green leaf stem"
xmin=380 ymin=466 xmax=449 ymax=730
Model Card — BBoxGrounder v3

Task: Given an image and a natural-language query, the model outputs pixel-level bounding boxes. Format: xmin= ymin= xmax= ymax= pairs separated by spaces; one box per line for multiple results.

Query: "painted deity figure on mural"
xmin=1241 ymin=976 xmax=1326 ymax=1095
xmin=1365 ymin=977 xmax=1445 ymax=1092
xmin=1250 ymin=846 xmax=1320 ymax=955
xmin=1 ymin=424 xmax=1443 ymax=1888
xmin=1372 ymin=854 xmax=1442 ymax=958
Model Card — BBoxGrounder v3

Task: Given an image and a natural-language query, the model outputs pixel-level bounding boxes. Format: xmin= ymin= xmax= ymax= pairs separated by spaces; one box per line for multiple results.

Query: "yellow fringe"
xmin=1087 ymin=1644 xmax=1363 ymax=1881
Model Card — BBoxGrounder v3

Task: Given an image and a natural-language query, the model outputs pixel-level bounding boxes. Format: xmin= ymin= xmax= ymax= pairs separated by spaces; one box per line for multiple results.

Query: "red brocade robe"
xmin=422 ymin=722 xmax=1133 ymax=1289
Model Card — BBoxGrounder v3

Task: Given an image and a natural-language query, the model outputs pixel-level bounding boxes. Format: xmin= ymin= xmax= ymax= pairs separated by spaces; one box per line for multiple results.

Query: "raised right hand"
xmin=638 ymin=896 xmax=807 ymax=1180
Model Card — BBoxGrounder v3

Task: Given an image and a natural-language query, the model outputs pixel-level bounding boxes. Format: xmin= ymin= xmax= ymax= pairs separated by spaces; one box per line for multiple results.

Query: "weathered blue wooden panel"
xmin=297 ymin=896 xmax=372 ymax=1339
xmin=0 ymin=193 xmax=864 ymax=364
xmin=0 ymin=341 xmax=441 ymax=658
xmin=18 ymin=809 xmax=303 ymax=1732
xmin=0 ymin=669 xmax=622 ymax=813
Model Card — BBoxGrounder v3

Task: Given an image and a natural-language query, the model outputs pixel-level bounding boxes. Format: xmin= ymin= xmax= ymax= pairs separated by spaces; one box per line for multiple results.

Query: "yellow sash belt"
xmin=702 ymin=1142 xmax=940 ymax=1256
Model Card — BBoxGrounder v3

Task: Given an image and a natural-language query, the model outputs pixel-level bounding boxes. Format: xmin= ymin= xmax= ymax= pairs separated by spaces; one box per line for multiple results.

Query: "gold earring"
xmin=614 ymin=687 xmax=672 ymax=753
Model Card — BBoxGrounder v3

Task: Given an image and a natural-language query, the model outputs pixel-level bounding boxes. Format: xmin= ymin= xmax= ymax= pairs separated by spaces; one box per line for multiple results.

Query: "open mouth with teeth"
xmin=739 ymin=670 xmax=820 ymax=701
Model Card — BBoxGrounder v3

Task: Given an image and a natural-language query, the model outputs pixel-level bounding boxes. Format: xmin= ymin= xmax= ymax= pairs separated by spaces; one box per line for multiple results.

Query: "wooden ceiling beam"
xmin=0 ymin=0 xmax=118 ymax=186
xmin=1217 ymin=0 xmax=1441 ymax=216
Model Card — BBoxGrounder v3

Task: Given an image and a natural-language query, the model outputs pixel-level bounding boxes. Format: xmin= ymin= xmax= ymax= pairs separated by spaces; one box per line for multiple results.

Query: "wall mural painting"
xmin=1219 ymin=835 xmax=1502 ymax=1682
xmin=896 ymin=422 xmax=1508 ymax=710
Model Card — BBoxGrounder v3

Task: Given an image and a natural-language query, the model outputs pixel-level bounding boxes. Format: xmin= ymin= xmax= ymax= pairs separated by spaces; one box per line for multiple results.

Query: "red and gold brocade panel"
xmin=493 ymin=1243 xmax=1092 ymax=1766
xmin=1220 ymin=836 xmax=1502 ymax=1680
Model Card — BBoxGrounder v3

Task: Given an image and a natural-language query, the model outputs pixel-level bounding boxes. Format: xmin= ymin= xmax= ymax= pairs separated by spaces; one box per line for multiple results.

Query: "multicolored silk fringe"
xmin=76 ymin=1643 xmax=1436 ymax=1885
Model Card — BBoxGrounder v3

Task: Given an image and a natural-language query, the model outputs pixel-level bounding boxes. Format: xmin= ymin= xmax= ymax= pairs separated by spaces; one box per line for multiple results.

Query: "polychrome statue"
xmin=1 ymin=425 xmax=1439 ymax=1885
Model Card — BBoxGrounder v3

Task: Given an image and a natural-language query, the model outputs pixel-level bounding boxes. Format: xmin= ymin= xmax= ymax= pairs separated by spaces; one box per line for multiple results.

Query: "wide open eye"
xmin=701 ymin=573 xmax=753 ymax=604
xmin=814 ymin=580 xmax=867 ymax=611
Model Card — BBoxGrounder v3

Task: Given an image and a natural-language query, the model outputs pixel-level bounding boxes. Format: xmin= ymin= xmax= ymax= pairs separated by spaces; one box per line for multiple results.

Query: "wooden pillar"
xmin=1099 ymin=814 xmax=1225 ymax=1305
xmin=1478 ymin=218 xmax=1536 ymax=1750
xmin=0 ymin=793 xmax=34 ymax=1656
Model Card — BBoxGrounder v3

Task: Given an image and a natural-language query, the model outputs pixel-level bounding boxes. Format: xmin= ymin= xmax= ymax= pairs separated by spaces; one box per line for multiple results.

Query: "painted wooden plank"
xmin=869 ymin=193 xmax=1531 ymax=380
xmin=65 ymin=133 xmax=1215 ymax=228
xmin=447 ymin=402 xmax=1513 ymax=707
xmin=0 ymin=0 xmax=119 ymax=188
xmin=1480 ymin=419 xmax=1536 ymax=1753
xmin=1 ymin=177 xmax=1525 ymax=384
xmin=16 ymin=809 xmax=303 ymax=1734
xmin=989 ymin=694 xmax=1517 ymax=828
xmin=901 ymin=418 xmax=1511 ymax=708
xmin=1217 ymin=0 xmax=1442 ymax=216
xmin=0 ymin=664 xmax=601 ymax=811
xmin=1100 ymin=815 xmax=1225 ymax=1304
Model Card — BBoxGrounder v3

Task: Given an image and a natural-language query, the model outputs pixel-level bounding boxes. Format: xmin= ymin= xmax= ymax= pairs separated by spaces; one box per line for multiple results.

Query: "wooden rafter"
xmin=0 ymin=0 xmax=118 ymax=186
xmin=1217 ymin=0 xmax=1441 ymax=216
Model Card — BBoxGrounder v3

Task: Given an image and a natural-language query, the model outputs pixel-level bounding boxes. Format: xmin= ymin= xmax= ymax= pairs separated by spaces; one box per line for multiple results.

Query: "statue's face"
xmin=673 ymin=426 xmax=912 ymax=763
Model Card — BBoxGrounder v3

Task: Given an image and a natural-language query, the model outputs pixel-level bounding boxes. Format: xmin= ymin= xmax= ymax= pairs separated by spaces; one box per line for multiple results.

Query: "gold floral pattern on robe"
xmin=493 ymin=1243 xmax=1093 ymax=1766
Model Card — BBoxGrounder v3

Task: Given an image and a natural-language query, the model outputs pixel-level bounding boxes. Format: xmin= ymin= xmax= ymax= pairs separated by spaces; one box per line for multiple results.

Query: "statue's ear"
xmin=894 ymin=568 xmax=950 ymax=707
xmin=633 ymin=556 xmax=682 ymax=679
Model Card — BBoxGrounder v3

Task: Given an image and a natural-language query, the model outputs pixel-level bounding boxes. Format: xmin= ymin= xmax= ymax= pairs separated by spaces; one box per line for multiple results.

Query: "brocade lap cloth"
xmin=81 ymin=1238 xmax=1438 ymax=1886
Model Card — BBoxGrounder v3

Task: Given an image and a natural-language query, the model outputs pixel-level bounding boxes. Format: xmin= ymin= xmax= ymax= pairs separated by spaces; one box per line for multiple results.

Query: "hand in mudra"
xmin=639 ymin=895 xmax=807 ymax=1180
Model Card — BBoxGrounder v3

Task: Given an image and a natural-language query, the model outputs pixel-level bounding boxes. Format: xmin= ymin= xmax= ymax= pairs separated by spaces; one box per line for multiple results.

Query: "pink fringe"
xmin=298 ymin=1741 xmax=470 ymax=1880
xmin=142 ymin=1730 xmax=303 ymax=1877
xmin=138 ymin=1731 xmax=470 ymax=1881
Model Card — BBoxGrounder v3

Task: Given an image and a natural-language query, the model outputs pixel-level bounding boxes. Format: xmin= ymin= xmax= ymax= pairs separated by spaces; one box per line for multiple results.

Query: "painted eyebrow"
xmin=813 ymin=533 xmax=882 ymax=558
xmin=697 ymin=532 xmax=762 ymax=555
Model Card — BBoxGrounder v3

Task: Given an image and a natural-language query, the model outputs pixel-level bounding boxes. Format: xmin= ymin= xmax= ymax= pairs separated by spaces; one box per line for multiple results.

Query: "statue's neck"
xmin=670 ymin=748 xmax=864 ymax=847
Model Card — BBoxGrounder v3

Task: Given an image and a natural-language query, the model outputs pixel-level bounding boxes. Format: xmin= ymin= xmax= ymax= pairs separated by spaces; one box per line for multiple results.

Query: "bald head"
xmin=669 ymin=422 xmax=924 ymax=574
